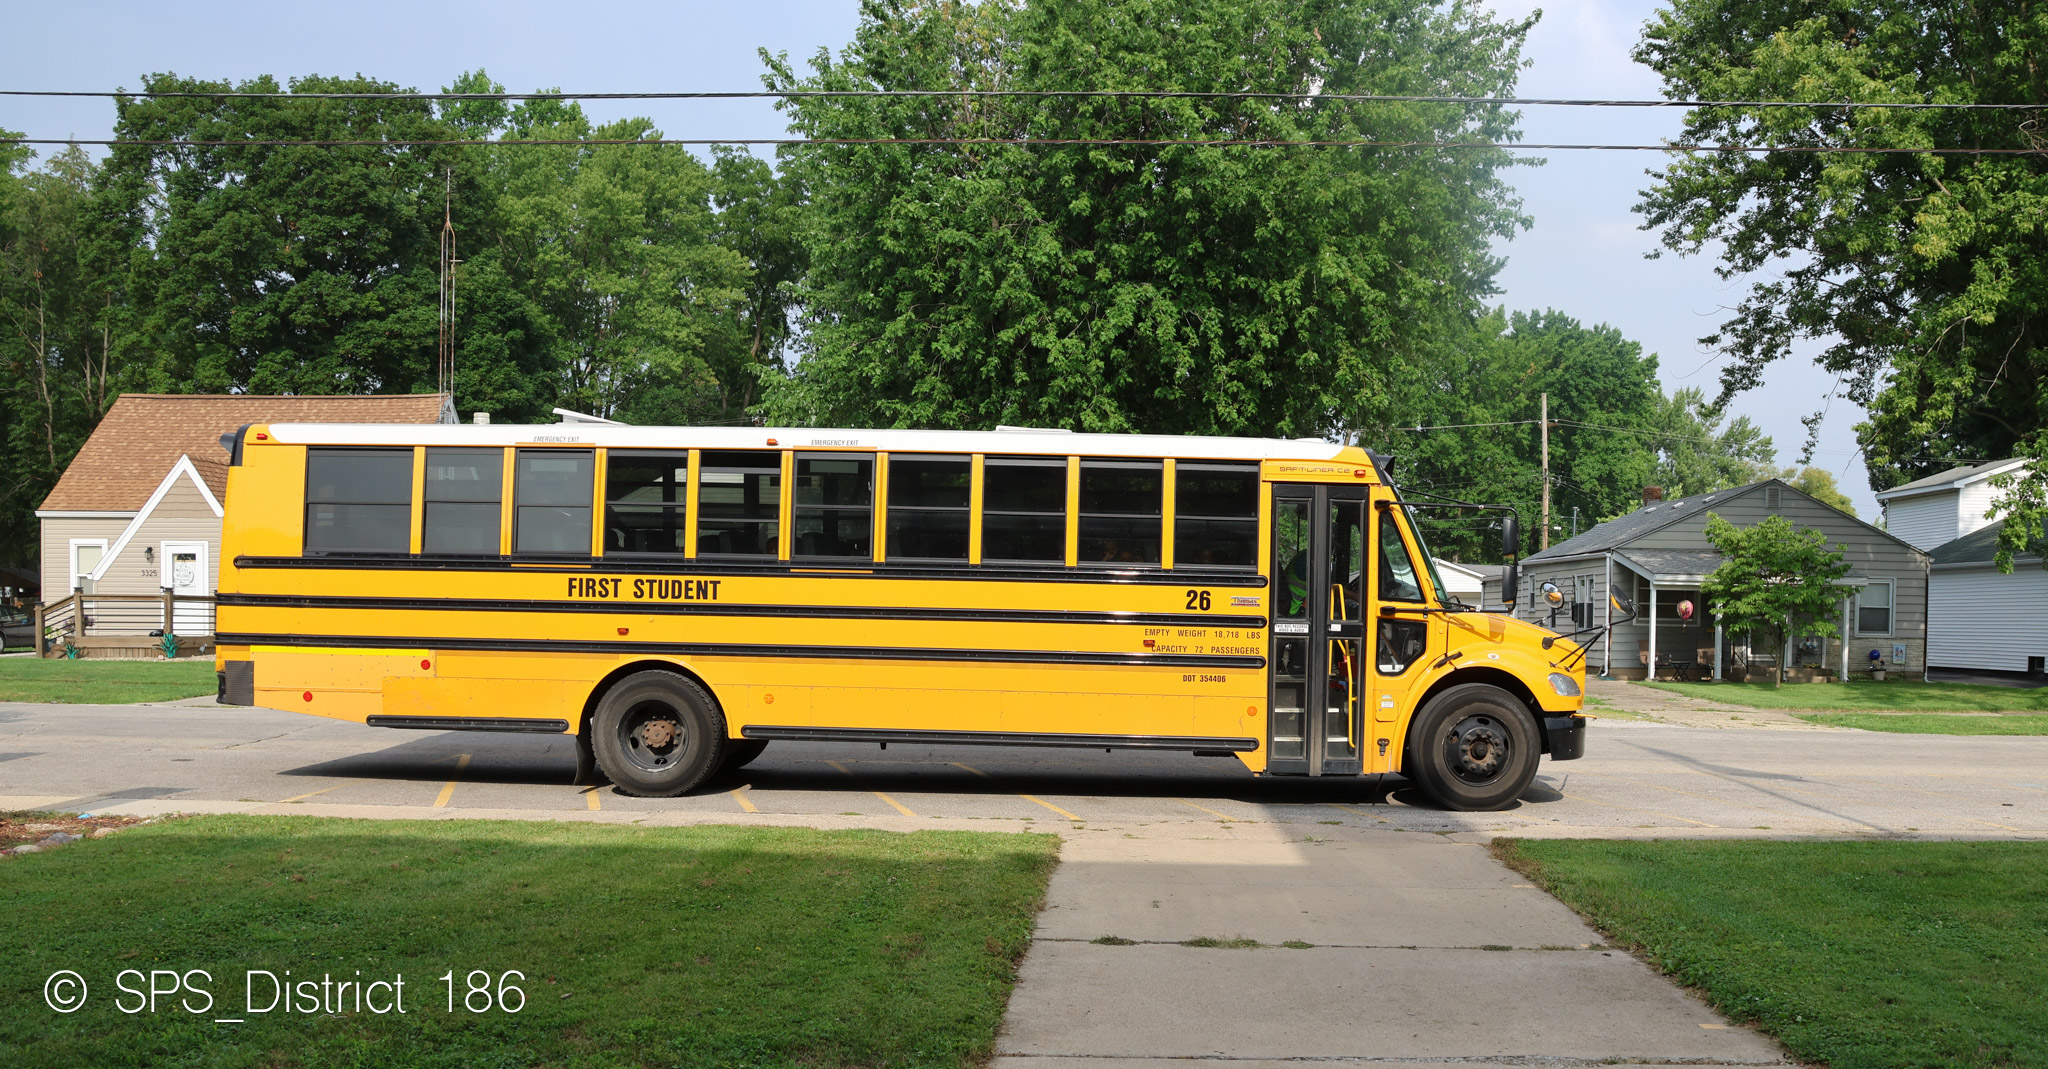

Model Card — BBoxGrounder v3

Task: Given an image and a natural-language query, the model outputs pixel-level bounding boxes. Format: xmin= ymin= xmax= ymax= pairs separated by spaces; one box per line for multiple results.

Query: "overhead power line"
xmin=2 ymin=136 xmax=2042 ymax=155
xmin=1 ymin=87 xmax=2041 ymax=110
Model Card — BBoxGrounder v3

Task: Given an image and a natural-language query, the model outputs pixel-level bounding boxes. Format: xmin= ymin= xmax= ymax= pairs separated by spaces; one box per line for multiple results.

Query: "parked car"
xmin=1 ymin=610 xmax=35 ymax=650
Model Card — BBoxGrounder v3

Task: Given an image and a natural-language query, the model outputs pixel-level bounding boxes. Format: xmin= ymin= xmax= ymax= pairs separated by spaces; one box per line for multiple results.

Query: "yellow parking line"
xmin=873 ymin=792 xmax=918 ymax=817
xmin=828 ymin=760 xmax=918 ymax=817
xmin=1021 ymin=794 xmax=1081 ymax=821
xmin=731 ymin=788 xmax=758 ymax=813
xmin=1561 ymin=790 xmax=1718 ymax=828
xmin=1323 ymin=802 xmax=1378 ymax=818
xmin=952 ymin=762 xmax=992 ymax=778
xmin=1965 ymin=818 xmax=2021 ymax=832
xmin=1175 ymin=798 xmax=1240 ymax=822
xmin=583 ymin=786 xmax=602 ymax=811
xmin=433 ymin=754 xmax=471 ymax=808
xmin=278 ymin=779 xmax=370 ymax=804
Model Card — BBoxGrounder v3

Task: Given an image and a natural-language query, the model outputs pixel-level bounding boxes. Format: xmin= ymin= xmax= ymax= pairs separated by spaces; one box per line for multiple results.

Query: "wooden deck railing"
xmin=34 ymin=592 xmax=217 ymax=657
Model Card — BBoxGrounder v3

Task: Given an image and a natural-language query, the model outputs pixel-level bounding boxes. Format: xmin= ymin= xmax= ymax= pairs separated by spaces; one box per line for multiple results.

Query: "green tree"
xmin=97 ymin=73 xmax=461 ymax=395
xmin=1699 ymin=513 xmax=1853 ymax=687
xmin=1649 ymin=386 xmax=1775 ymax=500
xmin=1363 ymin=309 xmax=1671 ymax=560
xmin=0 ymin=142 xmax=117 ymax=569
xmin=1634 ymin=0 xmax=2048 ymax=570
xmin=760 ymin=0 xmax=1535 ymax=435
xmin=1775 ymin=465 xmax=1857 ymax=517
xmin=453 ymin=87 xmax=753 ymax=423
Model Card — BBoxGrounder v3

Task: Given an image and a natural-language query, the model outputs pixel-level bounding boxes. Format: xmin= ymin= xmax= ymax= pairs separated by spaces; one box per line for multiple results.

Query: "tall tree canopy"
xmin=1635 ymin=0 xmax=2048 ymax=567
xmin=97 ymin=74 xmax=460 ymax=396
xmin=1360 ymin=310 xmax=1774 ymax=561
xmin=2 ymin=140 xmax=116 ymax=570
xmin=761 ymin=0 xmax=1536 ymax=436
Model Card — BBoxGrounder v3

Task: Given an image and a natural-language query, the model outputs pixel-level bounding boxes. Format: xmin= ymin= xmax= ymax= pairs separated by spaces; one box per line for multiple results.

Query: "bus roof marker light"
xmin=254 ymin=433 xmax=268 ymax=440
xmin=617 ymin=627 xmax=629 ymax=635
xmin=766 ymin=438 xmax=778 ymax=446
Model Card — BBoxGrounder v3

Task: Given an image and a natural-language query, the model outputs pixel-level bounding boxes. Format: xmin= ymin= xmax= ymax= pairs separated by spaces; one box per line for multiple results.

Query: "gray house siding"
xmin=1517 ymin=480 xmax=1930 ymax=678
xmin=1928 ymin=563 xmax=2048 ymax=672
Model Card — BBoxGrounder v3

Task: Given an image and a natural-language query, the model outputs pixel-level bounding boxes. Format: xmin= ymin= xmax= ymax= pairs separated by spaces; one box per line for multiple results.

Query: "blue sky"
xmin=3 ymin=0 xmax=1879 ymax=516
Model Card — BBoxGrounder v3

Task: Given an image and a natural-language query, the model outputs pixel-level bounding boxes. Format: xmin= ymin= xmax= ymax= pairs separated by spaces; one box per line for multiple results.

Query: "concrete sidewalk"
xmin=994 ymin=824 xmax=1792 ymax=1067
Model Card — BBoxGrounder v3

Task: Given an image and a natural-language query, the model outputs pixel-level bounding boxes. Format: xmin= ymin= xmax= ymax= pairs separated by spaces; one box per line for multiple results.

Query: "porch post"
xmin=1840 ymin=596 xmax=1851 ymax=682
xmin=162 ymin=585 xmax=174 ymax=633
xmin=1601 ymin=554 xmax=1613 ymax=678
xmin=1714 ymin=614 xmax=1723 ymax=681
xmin=1648 ymin=580 xmax=1658 ymax=680
xmin=31 ymin=601 xmax=44 ymax=657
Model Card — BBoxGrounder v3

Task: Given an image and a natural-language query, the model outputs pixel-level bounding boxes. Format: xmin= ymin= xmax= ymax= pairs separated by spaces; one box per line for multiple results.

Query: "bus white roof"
xmin=259 ymin=423 xmax=1357 ymax=462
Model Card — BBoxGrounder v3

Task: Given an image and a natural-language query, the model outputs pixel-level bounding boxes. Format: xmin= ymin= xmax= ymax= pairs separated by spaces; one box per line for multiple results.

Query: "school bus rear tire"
xmin=590 ymin=670 xmax=726 ymax=797
xmin=1406 ymin=682 xmax=1539 ymax=812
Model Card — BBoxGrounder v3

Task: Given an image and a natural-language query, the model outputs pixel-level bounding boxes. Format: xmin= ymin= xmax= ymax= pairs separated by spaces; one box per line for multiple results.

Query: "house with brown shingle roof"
xmin=36 ymin=394 xmax=453 ymax=624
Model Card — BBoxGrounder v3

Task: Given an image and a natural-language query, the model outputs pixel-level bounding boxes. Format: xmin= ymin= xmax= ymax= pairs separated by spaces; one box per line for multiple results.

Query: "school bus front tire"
xmin=1405 ymin=682 xmax=1540 ymax=812
xmin=590 ymin=670 xmax=727 ymax=796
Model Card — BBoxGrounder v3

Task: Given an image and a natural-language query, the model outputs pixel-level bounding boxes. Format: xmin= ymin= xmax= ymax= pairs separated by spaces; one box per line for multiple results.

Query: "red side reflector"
xmin=302 ymin=691 xmax=313 ymax=702
xmin=420 ymin=659 xmax=431 ymax=670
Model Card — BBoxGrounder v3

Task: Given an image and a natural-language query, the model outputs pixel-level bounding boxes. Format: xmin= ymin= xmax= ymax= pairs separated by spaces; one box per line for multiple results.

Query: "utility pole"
xmin=437 ymin=169 xmax=457 ymax=405
xmin=1539 ymin=392 xmax=1550 ymax=550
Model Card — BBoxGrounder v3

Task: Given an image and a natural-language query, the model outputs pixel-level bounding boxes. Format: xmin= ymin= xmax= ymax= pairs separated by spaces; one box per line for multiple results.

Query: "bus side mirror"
xmin=1542 ymin=581 xmax=1564 ymax=606
xmin=1610 ymin=592 xmax=1637 ymax=620
xmin=1502 ymin=562 xmax=1519 ymax=607
xmin=1500 ymin=514 xmax=1520 ymax=557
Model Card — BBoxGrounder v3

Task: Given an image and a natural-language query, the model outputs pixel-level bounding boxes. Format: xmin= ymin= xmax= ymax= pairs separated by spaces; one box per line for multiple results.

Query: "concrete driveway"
xmin=1 ymin=701 xmax=2040 ymax=838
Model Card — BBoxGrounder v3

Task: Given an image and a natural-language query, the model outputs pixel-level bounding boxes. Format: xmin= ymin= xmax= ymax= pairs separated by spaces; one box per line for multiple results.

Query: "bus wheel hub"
xmin=1449 ymin=717 xmax=1506 ymax=777
xmin=640 ymin=719 xmax=677 ymax=748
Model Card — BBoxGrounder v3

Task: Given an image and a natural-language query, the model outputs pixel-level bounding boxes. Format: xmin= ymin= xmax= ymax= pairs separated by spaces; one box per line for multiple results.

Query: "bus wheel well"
xmin=580 ymin=660 xmax=723 ymax=738
xmin=1414 ymin=666 xmax=1553 ymax=753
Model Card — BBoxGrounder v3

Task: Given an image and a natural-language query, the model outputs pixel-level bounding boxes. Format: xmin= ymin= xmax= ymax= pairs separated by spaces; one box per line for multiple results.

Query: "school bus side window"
xmin=304 ymin=448 xmax=413 ymax=555
xmin=1078 ymin=459 xmax=1161 ymax=565
xmin=982 ymin=457 xmax=1067 ymax=563
xmin=794 ymin=454 xmax=874 ymax=560
xmin=886 ymin=455 xmax=970 ymax=560
xmin=697 ymin=450 xmax=781 ymax=558
xmin=1174 ymin=463 xmax=1259 ymax=568
xmin=606 ymin=450 xmax=689 ymax=555
xmin=514 ymin=449 xmax=594 ymax=555
xmin=423 ymin=448 xmax=503 ymax=555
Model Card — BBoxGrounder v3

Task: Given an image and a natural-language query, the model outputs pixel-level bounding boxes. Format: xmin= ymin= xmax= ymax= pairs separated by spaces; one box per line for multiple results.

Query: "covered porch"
xmin=1603 ymin=551 xmax=1869 ymax=682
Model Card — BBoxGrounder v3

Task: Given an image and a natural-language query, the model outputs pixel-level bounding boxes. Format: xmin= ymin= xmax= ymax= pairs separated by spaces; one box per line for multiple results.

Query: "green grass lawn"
xmin=3 ymin=815 xmax=1057 ymax=1068
xmin=1795 ymin=712 xmax=2048 ymax=735
xmin=1640 ymin=678 xmax=2048 ymax=712
xmin=0 ymin=657 xmax=217 ymax=703
xmin=1494 ymin=838 xmax=2048 ymax=1069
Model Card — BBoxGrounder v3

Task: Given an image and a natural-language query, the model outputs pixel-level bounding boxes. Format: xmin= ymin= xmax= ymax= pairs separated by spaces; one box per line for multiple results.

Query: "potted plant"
xmin=1868 ymin=648 xmax=1887 ymax=682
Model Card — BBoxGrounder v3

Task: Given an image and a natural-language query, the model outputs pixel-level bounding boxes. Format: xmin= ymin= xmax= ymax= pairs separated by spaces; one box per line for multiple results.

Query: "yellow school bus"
xmin=212 ymin=423 xmax=1588 ymax=810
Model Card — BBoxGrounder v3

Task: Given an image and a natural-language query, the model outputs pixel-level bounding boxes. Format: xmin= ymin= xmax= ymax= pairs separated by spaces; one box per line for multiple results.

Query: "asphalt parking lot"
xmin=3 ymin=700 xmax=2042 ymax=839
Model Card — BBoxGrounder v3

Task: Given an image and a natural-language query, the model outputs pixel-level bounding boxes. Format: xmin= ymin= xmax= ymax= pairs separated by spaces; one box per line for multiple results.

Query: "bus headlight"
xmin=1547 ymin=672 xmax=1582 ymax=697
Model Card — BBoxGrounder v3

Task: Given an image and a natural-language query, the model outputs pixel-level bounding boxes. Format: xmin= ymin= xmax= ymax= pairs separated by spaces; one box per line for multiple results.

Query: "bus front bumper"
xmin=1542 ymin=715 xmax=1587 ymax=761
